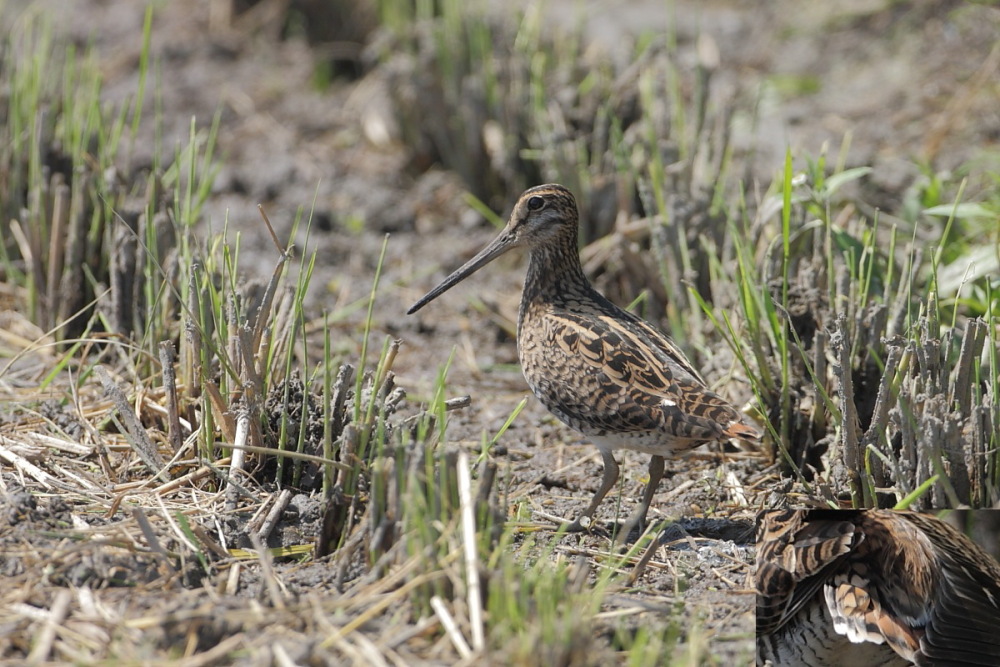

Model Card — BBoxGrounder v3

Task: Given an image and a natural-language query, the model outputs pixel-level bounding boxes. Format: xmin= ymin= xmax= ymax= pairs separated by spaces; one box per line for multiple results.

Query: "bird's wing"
xmin=893 ymin=512 xmax=1000 ymax=666
xmin=813 ymin=510 xmax=1000 ymax=665
xmin=756 ymin=510 xmax=859 ymax=634
xmin=528 ymin=307 xmax=754 ymax=441
xmin=822 ymin=511 xmax=929 ymax=660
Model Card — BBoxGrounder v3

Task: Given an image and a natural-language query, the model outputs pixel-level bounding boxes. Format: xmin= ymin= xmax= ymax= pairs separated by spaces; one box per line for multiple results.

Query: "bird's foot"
xmin=563 ymin=515 xmax=595 ymax=533
xmin=610 ymin=507 xmax=652 ymax=543
xmin=553 ymin=513 xmax=611 ymax=537
xmin=532 ymin=510 xmax=602 ymax=534
xmin=611 ymin=517 xmax=646 ymax=544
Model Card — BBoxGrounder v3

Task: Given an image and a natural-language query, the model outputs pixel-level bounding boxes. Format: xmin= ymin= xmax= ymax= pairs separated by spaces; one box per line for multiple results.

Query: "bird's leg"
xmin=615 ymin=454 xmax=665 ymax=542
xmin=564 ymin=449 xmax=620 ymax=532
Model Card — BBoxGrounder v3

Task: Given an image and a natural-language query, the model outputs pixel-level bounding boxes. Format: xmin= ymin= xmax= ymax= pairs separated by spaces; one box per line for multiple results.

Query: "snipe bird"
xmin=408 ymin=184 xmax=758 ymax=538
xmin=756 ymin=509 xmax=1000 ymax=666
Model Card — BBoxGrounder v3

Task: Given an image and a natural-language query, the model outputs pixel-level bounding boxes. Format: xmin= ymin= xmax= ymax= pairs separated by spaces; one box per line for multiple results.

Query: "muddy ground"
xmin=2 ymin=0 xmax=999 ymax=664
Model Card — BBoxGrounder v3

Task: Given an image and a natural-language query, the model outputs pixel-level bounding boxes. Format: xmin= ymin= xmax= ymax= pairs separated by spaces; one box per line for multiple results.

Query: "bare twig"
xmin=832 ymin=315 xmax=863 ymax=503
xmin=952 ymin=318 xmax=986 ymax=416
xmin=96 ymin=365 xmax=166 ymax=478
xmin=250 ymin=532 xmax=287 ymax=611
xmin=132 ymin=507 xmax=178 ymax=573
xmin=0 ymin=439 xmax=56 ymax=490
xmin=26 ymin=589 xmax=72 ymax=663
xmin=159 ymin=340 xmax=184 ymax=453
xmin=457 ymin=450 xmax=484 ymax=652
xmin=430 ymin=596 xmax=472 ymax=660
xmin=257 ymin=489 xmax=293 ymax=542
xmin=226 ymin=406 xmax=252 ymax=512
xmin=45 ymin=180 xmax=69 ymax=330
xmin=860 ymin=342 xmax=903 ymax=491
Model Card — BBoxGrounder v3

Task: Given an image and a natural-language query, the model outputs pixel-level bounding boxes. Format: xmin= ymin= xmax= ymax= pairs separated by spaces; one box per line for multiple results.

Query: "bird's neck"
xmin=521 ymin=239 xmax=591 ymax=312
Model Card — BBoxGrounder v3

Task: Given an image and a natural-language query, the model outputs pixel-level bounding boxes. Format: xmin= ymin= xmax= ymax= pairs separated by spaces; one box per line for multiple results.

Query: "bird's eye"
xmin=527 ymin=196 xmax=545 ymax=211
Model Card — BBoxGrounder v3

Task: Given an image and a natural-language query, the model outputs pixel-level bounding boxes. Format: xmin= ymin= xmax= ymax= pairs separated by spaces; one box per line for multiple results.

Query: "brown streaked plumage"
xmin=408 ymin=184 xmax=758 ymax=538
xmin=756 ymin=509 xmax=1000 ymax=666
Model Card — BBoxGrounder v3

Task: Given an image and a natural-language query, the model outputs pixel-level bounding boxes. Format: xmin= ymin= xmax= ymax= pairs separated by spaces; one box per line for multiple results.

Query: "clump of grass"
xmin=0 ymin=7 xmax=226 ymax=379
xmin=372 ymin=3 xmax=729 ymax=239
xmin=1 ymin=10 xmax=118 ymax=338
xmin=486 ymin=537 xmax=609 ymax=664
xmin=697 ymin=141 xmax=1000 ymax=509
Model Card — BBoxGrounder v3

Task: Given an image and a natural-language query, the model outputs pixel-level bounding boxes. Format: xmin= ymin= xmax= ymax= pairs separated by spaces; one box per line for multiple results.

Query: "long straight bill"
xmin=407 ymin=229 xmax=518 ymax=314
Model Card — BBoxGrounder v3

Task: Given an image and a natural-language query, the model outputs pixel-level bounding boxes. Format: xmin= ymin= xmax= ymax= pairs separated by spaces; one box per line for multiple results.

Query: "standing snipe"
xmin=756 ymin=509 xmax=1000 ymax=666
xmin=408 ymin=184 xmax=758 ymax=538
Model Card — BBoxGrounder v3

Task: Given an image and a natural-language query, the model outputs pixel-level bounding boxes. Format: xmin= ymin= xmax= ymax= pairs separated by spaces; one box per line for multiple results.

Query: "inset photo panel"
xmin=756 ymin=509 xmax=1000 ymax=666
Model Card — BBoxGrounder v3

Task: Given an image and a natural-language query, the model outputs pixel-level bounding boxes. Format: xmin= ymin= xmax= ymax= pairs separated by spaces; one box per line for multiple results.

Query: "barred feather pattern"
xmin=756 ymin=509 xmax=1000 ymax=666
